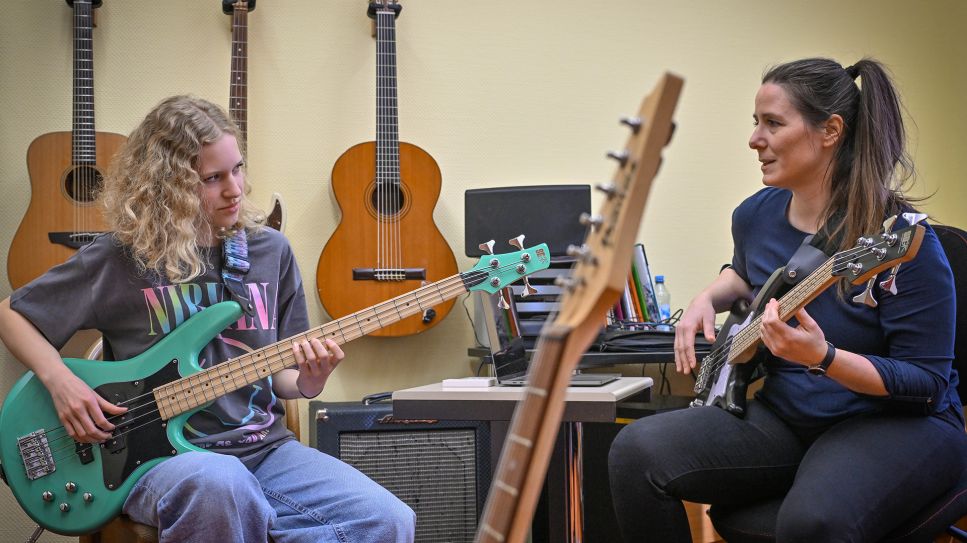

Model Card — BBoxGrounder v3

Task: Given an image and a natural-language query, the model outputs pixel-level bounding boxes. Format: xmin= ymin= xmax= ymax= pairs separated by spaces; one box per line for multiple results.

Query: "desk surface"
xmin=392 ymin=376 xmax=653 ymax=422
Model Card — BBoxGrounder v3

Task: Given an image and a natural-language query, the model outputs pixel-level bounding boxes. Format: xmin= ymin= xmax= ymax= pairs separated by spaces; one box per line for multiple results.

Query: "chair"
xmin=76 ymin=338 xmax=303 ymax=543
xmin=709 ymin=224 xmax=967 ymax=543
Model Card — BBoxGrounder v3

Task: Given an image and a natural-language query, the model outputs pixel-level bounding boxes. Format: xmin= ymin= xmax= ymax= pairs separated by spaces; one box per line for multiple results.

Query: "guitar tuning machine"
xmin=579 ymin=212 xmax=604 ymax=231
xmin=595 ymin=182 xmax=618 ymax=199
xmin=605 ymin=150 xmax=629 ymax=167
xmin=620 ymin=116 xmax=642 ymax=133
xmin=508 ymin=235 xmax=526 ymax=251
xmin=852 ymin=277 xmax=878 ymax=308
xmin=478 ymin=240 xmax=495 ymax=255
xmin=566 ymin=244 xmax=597 ymax=266
xmin=520 ymin=277 xmax=538 ymax=297
xmin=497 ymin=291 xmax=511 ymax=310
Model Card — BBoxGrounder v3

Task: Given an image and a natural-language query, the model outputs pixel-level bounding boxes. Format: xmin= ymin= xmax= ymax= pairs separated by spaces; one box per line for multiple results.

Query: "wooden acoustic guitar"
xmin=316 ymin=0 xmax=458 ymax=337
xmin=222 ymin=0 xmax=285 ymax=232
xmin=7 ymin=0 xmax=126 ymax=289
xmin=475 ymin=73 xmax=684 ymax=543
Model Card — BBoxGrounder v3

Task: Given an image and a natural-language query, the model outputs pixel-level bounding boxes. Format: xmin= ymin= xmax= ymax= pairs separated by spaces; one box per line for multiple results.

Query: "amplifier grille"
xmin=340 ymin=429 xmax=478 ymax=543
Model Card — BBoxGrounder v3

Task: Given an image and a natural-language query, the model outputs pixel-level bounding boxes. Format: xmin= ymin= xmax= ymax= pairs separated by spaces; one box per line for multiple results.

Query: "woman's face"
xmin=196 ymin=134 xmax=244 ymax=243
xmin=748 ymin=83 xmax=831 ymax=192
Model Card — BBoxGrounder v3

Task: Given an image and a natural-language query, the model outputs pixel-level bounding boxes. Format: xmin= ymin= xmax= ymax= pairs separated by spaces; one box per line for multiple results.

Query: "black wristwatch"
xmin=807 ymin=341 xmax=836 ymax=376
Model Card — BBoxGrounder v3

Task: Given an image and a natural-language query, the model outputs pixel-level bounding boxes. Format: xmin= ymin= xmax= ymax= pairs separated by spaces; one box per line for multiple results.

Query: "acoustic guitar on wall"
xmin=7 ymin=0 xmax=127 ymax=290
xmin=316 ymin=0 xmax=459 ymax=337
xmin=222 ymin=0 xmax=285 ymax=232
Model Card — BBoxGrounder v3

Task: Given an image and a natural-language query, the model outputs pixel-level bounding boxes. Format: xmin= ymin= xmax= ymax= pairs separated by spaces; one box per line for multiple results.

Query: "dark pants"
xmin=608 ymin=401 xmax=967 ymax=543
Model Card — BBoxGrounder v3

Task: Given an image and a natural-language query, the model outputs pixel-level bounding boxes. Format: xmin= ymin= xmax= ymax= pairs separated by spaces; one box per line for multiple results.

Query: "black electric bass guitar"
xmin=691 ymin=220 xmax=926 ymax=417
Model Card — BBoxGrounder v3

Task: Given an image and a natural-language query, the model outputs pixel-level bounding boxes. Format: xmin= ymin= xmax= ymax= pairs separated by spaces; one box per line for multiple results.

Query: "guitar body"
xmin=0 ymin=302 xmax=242 ymax=536
xmin=8 ymin=130 xmax=127 ymax=289
xmin=317 ymin=141 xmax=458 ymax=337
xmin=691 ymin=268 xmax=791 ymax=416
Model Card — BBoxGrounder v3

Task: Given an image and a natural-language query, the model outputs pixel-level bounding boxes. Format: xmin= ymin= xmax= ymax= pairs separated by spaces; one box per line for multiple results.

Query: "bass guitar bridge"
xmin=17 ymin=430 xmax=55 ymax=481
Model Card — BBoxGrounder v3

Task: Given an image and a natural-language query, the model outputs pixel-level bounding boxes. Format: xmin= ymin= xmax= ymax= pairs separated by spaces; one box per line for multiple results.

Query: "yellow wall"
xmin=0 ymin=1 xmax=964 ymax=540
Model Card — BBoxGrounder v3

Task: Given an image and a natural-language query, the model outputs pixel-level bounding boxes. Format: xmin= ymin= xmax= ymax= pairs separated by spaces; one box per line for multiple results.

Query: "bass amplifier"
xmin=309 ymin=401 xmax=492 ymax=543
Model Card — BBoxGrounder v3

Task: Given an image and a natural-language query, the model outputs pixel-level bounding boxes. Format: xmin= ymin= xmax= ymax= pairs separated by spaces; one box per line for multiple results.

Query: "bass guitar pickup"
xmin=352 ymin=268 xmax=426 ymax=281
xmin=48 ymin=231 xmax=103 ymax=249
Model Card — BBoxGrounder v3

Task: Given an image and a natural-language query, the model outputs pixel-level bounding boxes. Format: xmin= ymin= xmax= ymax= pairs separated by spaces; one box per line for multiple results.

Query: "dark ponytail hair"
xmin=762 ymin=57 xmax=916 ymax=251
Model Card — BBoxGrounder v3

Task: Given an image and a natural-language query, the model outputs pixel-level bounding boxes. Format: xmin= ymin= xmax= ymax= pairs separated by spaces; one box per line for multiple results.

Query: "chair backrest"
xmin=934 ymin=224 xmax=967 ymax=403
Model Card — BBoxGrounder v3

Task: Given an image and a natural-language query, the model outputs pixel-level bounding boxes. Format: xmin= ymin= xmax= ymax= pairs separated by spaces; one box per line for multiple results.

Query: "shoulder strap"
xmin=222 ymin=229 xmax=255 ymax=317
xmin=782 ymin=210 xmax=846 ymax=286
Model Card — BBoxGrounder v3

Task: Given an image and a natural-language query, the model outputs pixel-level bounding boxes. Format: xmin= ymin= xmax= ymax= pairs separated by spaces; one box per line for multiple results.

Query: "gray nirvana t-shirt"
xmin=11 ymin=228 xmax=309 ymax=467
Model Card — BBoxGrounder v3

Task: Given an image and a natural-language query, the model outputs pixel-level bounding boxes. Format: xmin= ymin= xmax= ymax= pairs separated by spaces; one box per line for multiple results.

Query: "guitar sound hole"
xmin=65 ymin=165 xmax=104 ymax=204
xmin=370 ymin=184 xmax=406 ymax=217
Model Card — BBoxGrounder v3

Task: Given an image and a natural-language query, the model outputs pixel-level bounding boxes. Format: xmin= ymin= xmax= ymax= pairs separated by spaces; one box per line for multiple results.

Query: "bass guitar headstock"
xmin=222 ymin=0 xmax=255 ymax=14
xmin=835 ymin=217 xmax=925 ymax=304
xmin=555 ymin=73 xmax=684 ymax=331
xmin=463 ymin=239 xmax=551 ymax=295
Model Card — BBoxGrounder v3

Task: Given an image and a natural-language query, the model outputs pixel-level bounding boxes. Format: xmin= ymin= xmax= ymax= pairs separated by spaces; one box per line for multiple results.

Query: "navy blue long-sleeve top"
xmin=731 ymin=188 xmax=963 ymax=430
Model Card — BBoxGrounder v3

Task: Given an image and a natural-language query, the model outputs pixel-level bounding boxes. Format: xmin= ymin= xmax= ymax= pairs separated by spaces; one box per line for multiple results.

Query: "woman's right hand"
xmin=45 ymin=367 xmax=127 ymax=443
xmin=674 ymin=292 xmax=718 ymax=375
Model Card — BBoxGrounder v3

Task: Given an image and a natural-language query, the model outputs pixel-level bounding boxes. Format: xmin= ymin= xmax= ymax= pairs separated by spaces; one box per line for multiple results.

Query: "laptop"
xmin=476 ymin=289 xmax=620 ymax=387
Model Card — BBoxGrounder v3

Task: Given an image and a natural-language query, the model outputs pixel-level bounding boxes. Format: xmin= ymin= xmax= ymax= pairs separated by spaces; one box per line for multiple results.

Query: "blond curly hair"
xmin=100 ymin=95 xmax=263 ymax=283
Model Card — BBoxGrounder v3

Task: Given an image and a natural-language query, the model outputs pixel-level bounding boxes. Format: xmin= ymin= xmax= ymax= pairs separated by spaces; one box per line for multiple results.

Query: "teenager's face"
xmin=196 ymin=134 xmax=244 ymax=242
xmin=748 ymin=83 xmax=830 ymax=192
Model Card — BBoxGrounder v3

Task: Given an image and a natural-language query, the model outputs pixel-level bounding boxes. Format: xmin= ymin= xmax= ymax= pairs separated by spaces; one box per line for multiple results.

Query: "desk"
xmin=392 ymin=377 xmax=653 ymax=542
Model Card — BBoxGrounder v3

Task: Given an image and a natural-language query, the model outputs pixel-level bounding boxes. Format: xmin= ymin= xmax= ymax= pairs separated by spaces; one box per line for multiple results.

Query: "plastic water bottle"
xmin=655 ymin=275 xmax=671 ymax=322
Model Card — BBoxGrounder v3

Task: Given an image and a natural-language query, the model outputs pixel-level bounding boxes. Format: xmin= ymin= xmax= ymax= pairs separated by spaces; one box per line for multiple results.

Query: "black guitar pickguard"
xmin=94 ymin=360 xmax=182 ymax=490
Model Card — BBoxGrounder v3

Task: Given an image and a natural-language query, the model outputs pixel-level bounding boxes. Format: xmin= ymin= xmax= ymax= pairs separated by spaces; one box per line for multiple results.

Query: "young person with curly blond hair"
xmin=0 ymin=95 xmax=415 ymax=542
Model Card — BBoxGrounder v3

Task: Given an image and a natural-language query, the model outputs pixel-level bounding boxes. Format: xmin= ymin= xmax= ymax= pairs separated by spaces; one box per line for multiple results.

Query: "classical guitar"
xmin=0 ymin=244 xmax=549 ymax=536
xmin=7 ymin=0 xmax=127 ymax=289
xmin=316 ymin=0 xmax=459 ymax=337
xmin=222 ymin=0 xmax=286 ymax=231
xmin=691 ymin=217 xmax=926 ymax=417
xmin=475 ymin=73 xmax=684 ymax=543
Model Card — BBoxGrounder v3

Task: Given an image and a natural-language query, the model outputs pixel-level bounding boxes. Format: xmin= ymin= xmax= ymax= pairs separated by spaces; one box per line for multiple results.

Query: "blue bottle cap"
xmin=655 ymin=275 xmax=664 ymax=282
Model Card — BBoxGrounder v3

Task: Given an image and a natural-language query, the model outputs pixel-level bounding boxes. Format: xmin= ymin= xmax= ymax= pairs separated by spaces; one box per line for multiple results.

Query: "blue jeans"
xmin=123 ymin=440 xmax=416 ymax=543
xmin=608 ymin=401 xmax=967 ymax=543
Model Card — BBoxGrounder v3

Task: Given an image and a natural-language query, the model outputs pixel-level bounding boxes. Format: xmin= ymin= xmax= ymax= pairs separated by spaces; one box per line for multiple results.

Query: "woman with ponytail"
xmin=608 ymin=58 xmax=966 ymax=542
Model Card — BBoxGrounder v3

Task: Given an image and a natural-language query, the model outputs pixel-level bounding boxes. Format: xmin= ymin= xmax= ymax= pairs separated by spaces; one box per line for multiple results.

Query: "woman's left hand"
xmin=292 ymin=338 xmax=345 ymax=398
xmin=759 ymin=298 xmax=827 ymax=367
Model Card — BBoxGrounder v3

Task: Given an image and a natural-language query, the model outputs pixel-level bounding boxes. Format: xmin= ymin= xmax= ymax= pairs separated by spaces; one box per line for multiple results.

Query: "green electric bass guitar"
xmin=0 ymin=243 xmax=550 ymax=536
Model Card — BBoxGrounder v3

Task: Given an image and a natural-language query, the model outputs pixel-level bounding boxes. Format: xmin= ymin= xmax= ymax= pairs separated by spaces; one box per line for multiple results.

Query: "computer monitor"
xmin=464 ymin=185 xmax=591 ymax=257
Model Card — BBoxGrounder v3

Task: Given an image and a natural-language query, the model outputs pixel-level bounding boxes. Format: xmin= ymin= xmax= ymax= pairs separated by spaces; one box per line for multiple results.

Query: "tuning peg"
xmin=520 ymin=277 xmax=538 ymax=297
xmin=852 ymin=277 xmax=878 ymax=308
xmin=620 ymin=116 xmax=642 ymax=133
xmin=579 ymin=212 xmax=604 ymax=230
xmin=478 ymin=240 xmax=495 ymax=255
xmin=508 ymin=235 xmax=525 ymax=250
xmin=554 ymin=275 xmax=584 ymax=292
xmin=566 ymin=244 xmax=596 ymax=265
xmin=595 ymin=182 xmax=618 ymax=199
xmin=497 ymin=291 xmax=510 ymax=310
xmin=902 ymin=212 xmax=928 ymax=226
xmin=879 ymin=264 xmax=901 ymax=295
xmin=606 ymin=150 xmax=629 ymax=166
